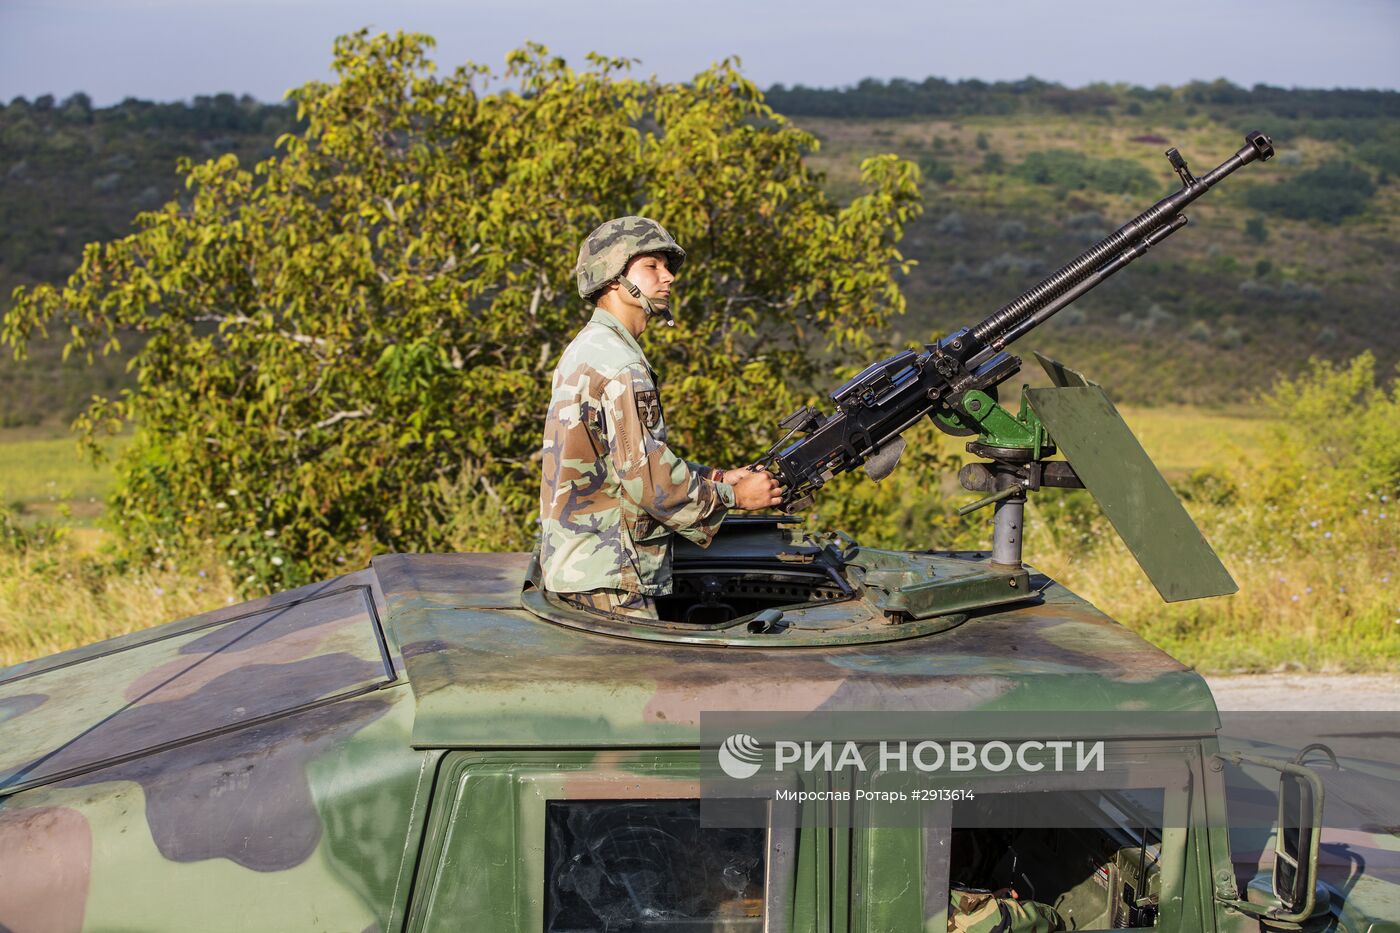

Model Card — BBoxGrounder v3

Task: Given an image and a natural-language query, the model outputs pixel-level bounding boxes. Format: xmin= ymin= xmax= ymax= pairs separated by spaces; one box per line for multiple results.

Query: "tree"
xmin=2 ymin=31 xmax=922 ymax=590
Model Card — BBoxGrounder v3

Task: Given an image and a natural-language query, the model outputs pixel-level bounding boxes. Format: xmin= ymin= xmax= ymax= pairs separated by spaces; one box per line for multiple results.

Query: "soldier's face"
xmin=624 ymin=252 xmax=675 ymax=303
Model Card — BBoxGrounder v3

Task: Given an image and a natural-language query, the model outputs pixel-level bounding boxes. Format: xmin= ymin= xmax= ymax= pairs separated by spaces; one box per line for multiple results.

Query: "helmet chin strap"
xmin=618 ymin=276 xmax=675 ymax=327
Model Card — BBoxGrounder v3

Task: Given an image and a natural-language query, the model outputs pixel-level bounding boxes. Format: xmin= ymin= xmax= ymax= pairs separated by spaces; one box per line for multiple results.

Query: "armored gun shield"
xmin=1024 ymin=356 xmax=1236 ymax=602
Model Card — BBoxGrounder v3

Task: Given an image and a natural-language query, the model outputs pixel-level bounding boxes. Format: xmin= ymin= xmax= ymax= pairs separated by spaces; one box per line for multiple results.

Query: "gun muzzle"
xmin=1244 ymin=130 xmax=1274 ymax=163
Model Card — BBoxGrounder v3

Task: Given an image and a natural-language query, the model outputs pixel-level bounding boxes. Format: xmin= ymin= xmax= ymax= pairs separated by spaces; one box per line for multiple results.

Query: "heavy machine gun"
xmin=754 ymin=131 xmax=1274 ymax=602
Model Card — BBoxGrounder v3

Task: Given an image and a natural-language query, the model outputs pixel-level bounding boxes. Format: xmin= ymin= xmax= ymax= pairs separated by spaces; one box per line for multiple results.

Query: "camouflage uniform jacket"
xmin=538 ymin=308 xmax=735 ymax=595
xmin=948 ymin=888 xmax=1064 ymax=933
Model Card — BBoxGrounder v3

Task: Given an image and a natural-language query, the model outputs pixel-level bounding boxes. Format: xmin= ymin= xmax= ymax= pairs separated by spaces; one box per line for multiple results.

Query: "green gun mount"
xmin=951 ymin=353 xmax=1237 ymax=603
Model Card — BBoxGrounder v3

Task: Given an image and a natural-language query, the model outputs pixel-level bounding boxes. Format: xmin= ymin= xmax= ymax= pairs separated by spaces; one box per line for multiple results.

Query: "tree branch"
xmin=313 ymin=408 xmax=372 ymax=430
xmin=192 ymin=313 xmax=330 ymax=348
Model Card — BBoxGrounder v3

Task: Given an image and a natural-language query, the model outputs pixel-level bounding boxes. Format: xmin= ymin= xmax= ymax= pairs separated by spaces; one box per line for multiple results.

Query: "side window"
xmin=942 ymin=789 xmax=1165 ymax=930
xmin=407 ymin=755 xmax=806 ymax=933
xmin=545 ymin=799 xmax=766 ymax=931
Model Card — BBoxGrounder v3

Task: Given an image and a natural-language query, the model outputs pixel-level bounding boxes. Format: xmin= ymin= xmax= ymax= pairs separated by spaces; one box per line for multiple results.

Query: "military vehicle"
xmin=2 ymin=133 xmax=1397 ymax=932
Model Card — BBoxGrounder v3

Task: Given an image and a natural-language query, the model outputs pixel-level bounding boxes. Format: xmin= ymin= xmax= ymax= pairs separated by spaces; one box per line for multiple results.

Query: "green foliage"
xmin=1244 ymin=216 xmax=1268 ymax=243
xmin=1245 ymin=160 xmax=1376 ymax=223
xmin=1013 ymin=149 xmax=1155 ymax=195
xmin=806 ymin=436 xmax=972 ymax=553
xmin=1171 ymin=466 xmax=1239 ymax=507
xmin=978 ymin=152 xmax=1006 ymax=174
xmin=7 ymin=78 xmax=1400 ymax=419
xmin=0 ymin=91 xmax=300 ymax=426
xmin=1 ymin=32 xmax=922 ymax=591
xmin=1354 ymin=138 xmax=1400 ymax=175
xmin=1256 ymin=353 xmax=1400 ymax=517
xmin=918 ymin=156 xmax=954 ymax=185
xmin=765 ymin=78 xmax=1400 ymax=123
xmin=0 ymin=504 xmax=65 ymax=552
xmin=766 ymin=78 xmax=1395 ymax=120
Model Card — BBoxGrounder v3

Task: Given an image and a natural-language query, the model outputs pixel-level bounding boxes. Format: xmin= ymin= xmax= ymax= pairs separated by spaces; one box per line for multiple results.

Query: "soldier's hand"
xmin=727 ymin=467 xmax=784 ymax=510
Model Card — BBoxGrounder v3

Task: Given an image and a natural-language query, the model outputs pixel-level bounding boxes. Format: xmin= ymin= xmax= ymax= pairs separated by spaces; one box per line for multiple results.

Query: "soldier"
xmin=537 ymin=216 xmax=783 ymax=620
xmin=948 ymin=887 xmax=1065 ymax=933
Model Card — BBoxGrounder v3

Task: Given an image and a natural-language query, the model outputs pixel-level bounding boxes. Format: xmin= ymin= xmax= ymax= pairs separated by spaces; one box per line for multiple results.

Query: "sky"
xmin=1 ymin=0 xmax=1397 ymax=105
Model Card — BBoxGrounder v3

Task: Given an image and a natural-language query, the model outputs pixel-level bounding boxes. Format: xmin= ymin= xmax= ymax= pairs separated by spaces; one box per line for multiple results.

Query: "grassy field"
xmin=921 ymin=401 xmax=1277 ymax=478
xmin=1113 ymin=404 xmax=1276 ymax=475
xmin=1 ymin=402 xmax=1395 ymax=674
xmin=0 ymin=428 xmax=129 ymax=526
xmin=0 ymin=406 xmax=1272 ymax=529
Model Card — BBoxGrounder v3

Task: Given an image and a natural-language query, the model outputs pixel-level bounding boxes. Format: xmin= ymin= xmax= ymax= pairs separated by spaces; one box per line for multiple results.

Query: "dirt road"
xmin=1206 ymin=674 xmax=1400 ymax=710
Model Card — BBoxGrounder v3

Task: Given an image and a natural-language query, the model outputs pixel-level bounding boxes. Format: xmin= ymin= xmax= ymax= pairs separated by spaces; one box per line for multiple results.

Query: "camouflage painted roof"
xmin=0 ymin=569 xmax=401 ymax=797
xmin=1 ymin=542 xmax=1216 ymax=797
xmin=371 ymin=551 xmax=1217 ymax=749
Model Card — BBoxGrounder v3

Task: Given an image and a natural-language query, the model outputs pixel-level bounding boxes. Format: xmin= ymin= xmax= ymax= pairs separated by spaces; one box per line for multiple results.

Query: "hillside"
xmin=2 ymin=81 xmax=1397 ymax=424
xmin=0 ymin=94 xmax=298 ymax=426
xmin=780 ymin=79 xmax=1400 ymax=401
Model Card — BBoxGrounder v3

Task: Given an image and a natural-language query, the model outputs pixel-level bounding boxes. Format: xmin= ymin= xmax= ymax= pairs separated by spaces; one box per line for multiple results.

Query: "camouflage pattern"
xmin=537 ymin=307 xmax=734 ymax=596
xmin=948 ymin=889 xmax=1064 ymax=932
xmin=0 ymin=570 xmax=435 ymax=932
xmin=574 ymin=215 xmax=686 ymax=300
xmin=1 ymin=534 xmax=1398 ymax=929
xmin=559 ymin=587 xmax=660 ymax=620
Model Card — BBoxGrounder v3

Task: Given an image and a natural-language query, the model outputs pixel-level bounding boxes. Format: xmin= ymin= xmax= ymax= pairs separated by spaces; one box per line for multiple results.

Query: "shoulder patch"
xmin=635 ymin=389 xmax=662 ymax=429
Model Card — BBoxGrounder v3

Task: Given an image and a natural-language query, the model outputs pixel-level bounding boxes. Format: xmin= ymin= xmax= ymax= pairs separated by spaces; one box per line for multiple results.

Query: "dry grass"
xmin=1026 ymin=495 xmax=1400 ymax=673
xmin=2 ymin=403 xmax=1394 ymax=674
xmin=0 ymin=543 xmax=238 ymax=668
xmin=822 ymin=393 xmax=1398 ymax=673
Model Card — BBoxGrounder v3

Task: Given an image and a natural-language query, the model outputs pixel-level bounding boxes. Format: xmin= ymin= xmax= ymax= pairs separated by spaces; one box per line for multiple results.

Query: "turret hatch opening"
xmin=521 ymin=517 xmax=1011 ymax=646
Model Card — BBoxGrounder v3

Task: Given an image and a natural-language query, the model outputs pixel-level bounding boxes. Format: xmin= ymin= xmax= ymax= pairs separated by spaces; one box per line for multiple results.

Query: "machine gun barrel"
xmin=970 ymin=131 xmax=1273 ymax=350
xmin=756 ymin=131 xmax=1274 ymax=511
xmin=981 ymin=213 xmax=1188 ymax=356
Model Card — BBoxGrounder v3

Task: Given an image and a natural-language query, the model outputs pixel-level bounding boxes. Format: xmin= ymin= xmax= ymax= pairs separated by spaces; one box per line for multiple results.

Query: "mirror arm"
xmin=1209 ymin=899 xmax=1310 ymax=930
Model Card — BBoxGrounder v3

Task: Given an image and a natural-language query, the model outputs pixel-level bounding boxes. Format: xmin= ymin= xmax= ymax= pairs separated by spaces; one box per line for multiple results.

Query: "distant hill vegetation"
xmin=0 ymin=94 xmax=299 ymax=425
xmin=776 ymin=79 xmax=1399 ymax=402
xmin=766 ymin=76 xmax=1400 ymax=126
xmin=2 ymin=79 xmax=1397 ymax=424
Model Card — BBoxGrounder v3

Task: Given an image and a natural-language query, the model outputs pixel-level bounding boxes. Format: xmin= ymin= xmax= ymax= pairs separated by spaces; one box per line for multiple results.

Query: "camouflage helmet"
xmin=575 ymin=216 xmax=686 ymax=301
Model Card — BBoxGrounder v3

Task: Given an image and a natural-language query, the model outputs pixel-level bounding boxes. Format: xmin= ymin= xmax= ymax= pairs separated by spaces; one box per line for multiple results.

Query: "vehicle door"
xmin=849 ymin=739 xmax=1215 ymax=932
xmin=404 ymin=750 xmax=834 ymax=932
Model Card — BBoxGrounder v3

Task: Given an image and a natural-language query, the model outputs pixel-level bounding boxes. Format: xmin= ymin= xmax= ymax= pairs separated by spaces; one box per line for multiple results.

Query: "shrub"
xmin=978 ymin=151 xmax=1006 ymax=174
xmin=1354 ymin=139 xmax=1400 ymax=175
xmin=1245 ymin=160 xmax=1375 ymax=223
xmin=1014 ymin=149 xmax=1156 ymax=195
xmin=2 ymin=33 xmax=923 ymax=590
xmin=0 ymin=506 xmax=65 ymax=552
xmin=1258 ymin=353 xmax=1400 ymax=512
xmin=919 ymin=156 xmax=955 ymax=184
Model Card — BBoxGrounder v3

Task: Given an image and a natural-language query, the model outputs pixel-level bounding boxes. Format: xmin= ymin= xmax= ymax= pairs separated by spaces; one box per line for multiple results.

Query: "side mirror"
xmin=1214 ymin=751 xmax=1327 ymax=925
xmin=1274 ymin=770 xmax=1322 ymax=914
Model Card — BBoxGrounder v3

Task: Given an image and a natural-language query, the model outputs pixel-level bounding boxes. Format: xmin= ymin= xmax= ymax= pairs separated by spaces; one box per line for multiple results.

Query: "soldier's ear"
xmin=589 ymin=281 xmax=619 ymax=306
